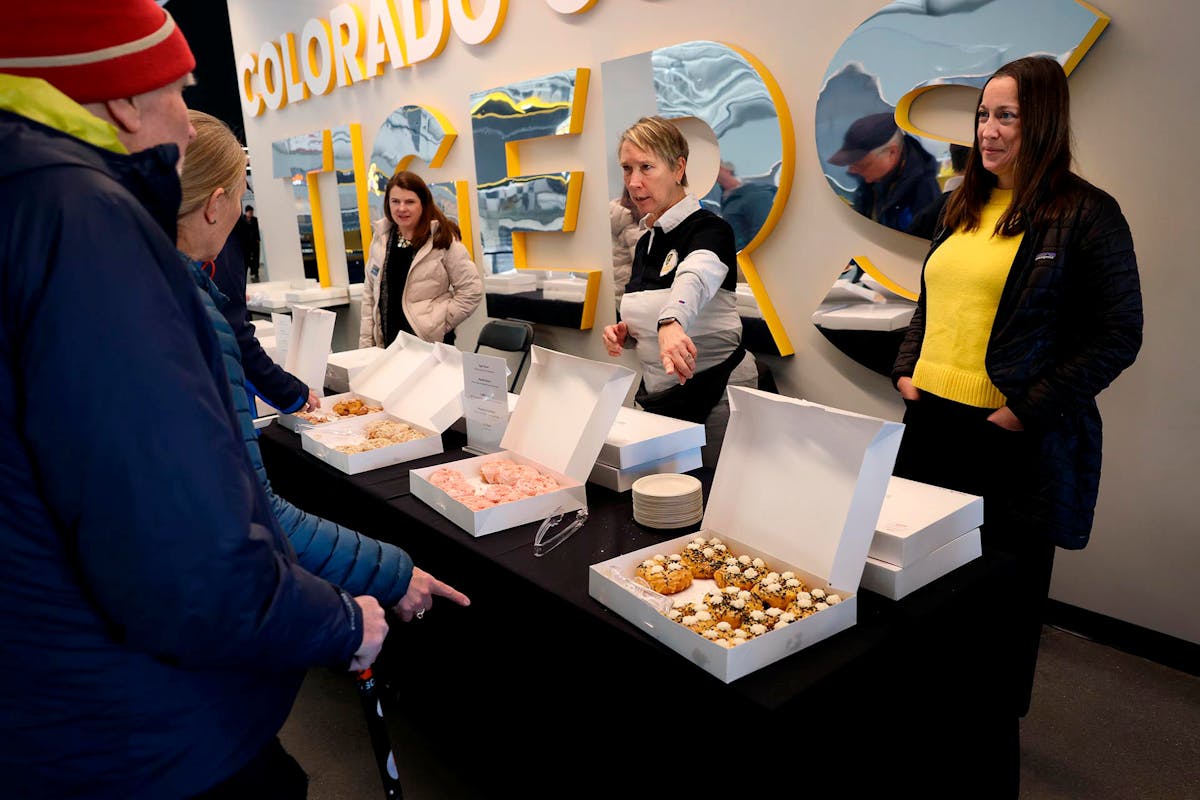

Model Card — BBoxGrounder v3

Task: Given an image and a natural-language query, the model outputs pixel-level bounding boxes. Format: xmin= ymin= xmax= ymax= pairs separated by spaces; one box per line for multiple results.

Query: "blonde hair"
xmin=618 ymin=115 xmax=689 ymax=187
xmin=178 ymin=110 xmax=246 ymax=219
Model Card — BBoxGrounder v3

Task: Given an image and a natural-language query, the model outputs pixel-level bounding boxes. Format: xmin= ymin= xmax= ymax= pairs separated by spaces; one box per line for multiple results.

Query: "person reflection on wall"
xmin=715 ymin=161 xmax=777 ymax=251
xmin=829 ymin=112 xmax=940 ymax=234
xmin=910 ymin=143 xmax=973 ymax=240
xmin=235 ymin=204 xmax=260 ymax=282
xmin=610 ymin=187 xmax=640 ymax=306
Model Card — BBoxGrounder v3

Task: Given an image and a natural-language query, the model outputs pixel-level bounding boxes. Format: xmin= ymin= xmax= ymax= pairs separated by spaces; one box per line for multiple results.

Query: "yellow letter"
xmin=301 ymin=18 xmax=336 ymax=97
xmin=279 ymin=33 xmax=311 ymax=105
xmin=399 ymin=0 xmax=449 ymax=65
xmin=237 ymin=51 xmax=265 ymax=118
xmin=257 ymin=41 xmax=287 ymax=111
xmin=330 ymin=4 xmax=367 ymax=88
xmin=365 ymin=0 xmax=405 ymax=75
xmin=448 ymin=0 xmax=507 ymax=46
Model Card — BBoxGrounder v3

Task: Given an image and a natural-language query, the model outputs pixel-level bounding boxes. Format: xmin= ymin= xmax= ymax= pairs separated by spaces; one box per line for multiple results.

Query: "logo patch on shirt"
xmin=1034 ymin=251 xmax=1057 ymax=262
xmin=660 ymin=249 xmax=679 ymax=277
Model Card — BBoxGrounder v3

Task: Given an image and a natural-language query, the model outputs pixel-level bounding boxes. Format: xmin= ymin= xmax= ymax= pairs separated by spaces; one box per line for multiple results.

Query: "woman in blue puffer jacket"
xmin=176 ymin=110 xmax=470 ymax=618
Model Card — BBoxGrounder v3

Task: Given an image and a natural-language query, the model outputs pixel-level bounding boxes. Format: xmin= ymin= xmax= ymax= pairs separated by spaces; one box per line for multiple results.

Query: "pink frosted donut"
xmin=497 ymin=463 xmax=541 ymax=485
xmin=460 ymin=495 xmax=496 ymax=511
xmin=443 ymin=484 xmax=477 ymax=501
xmin=482 ymin=484 xmax=524 ymax=504
xmin=515 ymin=474 xmax=560 ymax=496
xmin=479 ymin=459 xmax=515 ymax=484
xmin=429 ymin=468 xmax=468 ymax=490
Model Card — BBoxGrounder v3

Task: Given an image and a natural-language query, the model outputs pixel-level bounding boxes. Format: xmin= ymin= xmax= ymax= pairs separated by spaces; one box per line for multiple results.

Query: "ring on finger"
xmin=416 ymin=609 xmax=425 ymax=619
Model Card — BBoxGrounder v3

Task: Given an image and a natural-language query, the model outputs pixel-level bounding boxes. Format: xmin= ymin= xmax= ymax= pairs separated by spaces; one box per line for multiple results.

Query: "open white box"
xmin=275 ymin=391 xmax=387 ymax=433
xmin=412 ymin=346 xmax=635 ymax=537
xmin=299 ymin=338 xmax=464 ymax=475
xmin=325 ymin=346 xmax=385 ymax=394
xmin=279 ymin=333 xmax=432 ymax=432
xmin=861 ymin=528 xmax=982 ymax=600
xmin=589 ymin=387 xmax=904 ymax=683
xmin=871 ymin=477 xmax=983 ymax=567
xmin=596 ymin=406 xmax=705 ymax=469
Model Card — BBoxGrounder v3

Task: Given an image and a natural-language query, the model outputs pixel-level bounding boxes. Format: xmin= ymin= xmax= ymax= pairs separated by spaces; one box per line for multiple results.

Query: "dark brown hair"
xmin=943 ymin=56 xmax=1076 ymax=235
xmin=384 ymin=170 xmax=461 ymax=250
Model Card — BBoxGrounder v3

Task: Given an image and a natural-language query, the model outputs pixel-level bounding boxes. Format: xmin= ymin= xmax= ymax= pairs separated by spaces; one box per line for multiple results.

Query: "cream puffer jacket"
xmin=359 ymin=217 xmax=483 ymax=346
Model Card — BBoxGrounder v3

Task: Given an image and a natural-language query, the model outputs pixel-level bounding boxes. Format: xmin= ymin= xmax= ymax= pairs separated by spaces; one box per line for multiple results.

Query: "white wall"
xmin=227 ymin=0 xmax=1200 ymax=643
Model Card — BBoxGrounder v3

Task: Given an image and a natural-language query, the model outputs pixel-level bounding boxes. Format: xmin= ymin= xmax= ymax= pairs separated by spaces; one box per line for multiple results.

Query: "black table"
xmin=261 ymin=423 xmax=1020 ymax=796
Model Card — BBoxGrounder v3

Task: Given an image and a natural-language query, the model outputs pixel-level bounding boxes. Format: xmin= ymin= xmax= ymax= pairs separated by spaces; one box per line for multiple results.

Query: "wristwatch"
xmin=657 ymin=317 xmax=679 ymax=329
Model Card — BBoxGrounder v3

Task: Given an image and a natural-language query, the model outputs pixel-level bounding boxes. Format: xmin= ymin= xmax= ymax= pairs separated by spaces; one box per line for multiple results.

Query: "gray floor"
xmin=281 ymin=625 xmax=1199 ymax=800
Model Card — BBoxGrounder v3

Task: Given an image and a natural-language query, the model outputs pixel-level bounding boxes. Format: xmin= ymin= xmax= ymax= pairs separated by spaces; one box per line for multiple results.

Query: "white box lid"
xmin=328 ymin=346 xmax=385 ymax=370
xmin=703 ymin=387 xmax=904 ymax=592
xmin=380 ymin=343 xmax=464 ymax=433
xmin=285 ymin=286 xmax=349 ymax=303
xmin=350 ymin=331 xmax=436 ymax=404
xmin=872 ymin=476 xmax=983 ymax=565
xmin=811 ymin=303 xmax=914 ymax=332
xmin=598 ymin=406 xmax=705 ymax=467
xmin=500 ymin=346 xmax=635 ymax=482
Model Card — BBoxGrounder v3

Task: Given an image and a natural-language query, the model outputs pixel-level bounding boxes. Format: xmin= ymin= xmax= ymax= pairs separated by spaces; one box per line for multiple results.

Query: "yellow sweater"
xmin=912 ymin=189 xmax=1023 ymax=408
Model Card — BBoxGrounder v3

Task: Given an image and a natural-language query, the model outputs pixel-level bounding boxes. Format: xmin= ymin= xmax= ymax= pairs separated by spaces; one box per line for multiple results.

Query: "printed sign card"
xmin=462 ymin=351 xmax=510 ymax=454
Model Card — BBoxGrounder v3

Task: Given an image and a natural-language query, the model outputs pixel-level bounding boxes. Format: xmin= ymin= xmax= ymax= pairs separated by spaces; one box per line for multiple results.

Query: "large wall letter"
xmin=272 ymin=124 xmax=373 ymax=286
xmin=368 ymin=104 xmax=474 ymax=259
xmin=469 ymin=68 xmax=599 ymax=329
xmin=602 ymin=40 xmax=795 ymax=356
xmin=812 ymin=0 xmax=1110 ymax=375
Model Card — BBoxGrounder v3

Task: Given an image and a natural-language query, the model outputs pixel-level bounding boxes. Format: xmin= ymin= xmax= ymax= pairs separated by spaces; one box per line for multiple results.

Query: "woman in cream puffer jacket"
xmin=360 ymin=170 xmax=483 ymax=346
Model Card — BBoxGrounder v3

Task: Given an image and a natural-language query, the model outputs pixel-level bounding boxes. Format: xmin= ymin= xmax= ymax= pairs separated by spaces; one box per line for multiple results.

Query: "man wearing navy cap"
xmin=829 ymin=111 xmax=941 ymax=234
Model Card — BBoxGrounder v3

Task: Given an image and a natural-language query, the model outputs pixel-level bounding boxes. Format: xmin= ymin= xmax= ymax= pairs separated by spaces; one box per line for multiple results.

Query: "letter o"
xmin=301 ymin=18 xmax=336 ymax=97
xmin=448 ymin=0 xmax=507 ymax=46
xmin=257 ymin=42 xmax=286 ymax=111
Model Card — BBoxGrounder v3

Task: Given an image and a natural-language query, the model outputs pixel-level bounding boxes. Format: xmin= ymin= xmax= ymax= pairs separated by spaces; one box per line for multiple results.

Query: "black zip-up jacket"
xmin=893 ymin=175 xmax=1143 ymax=548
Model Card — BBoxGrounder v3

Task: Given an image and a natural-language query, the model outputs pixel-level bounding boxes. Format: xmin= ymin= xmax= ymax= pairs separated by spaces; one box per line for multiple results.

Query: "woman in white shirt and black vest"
xmin=603 ymin=116 xmax=755 ymax=466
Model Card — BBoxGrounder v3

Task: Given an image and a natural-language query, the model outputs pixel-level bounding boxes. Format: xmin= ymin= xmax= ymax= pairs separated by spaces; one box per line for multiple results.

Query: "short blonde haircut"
xmin=178 ymin=110 xmax=246 ymax=219
xmin=618 ymin=115 xmax=689 ymax=187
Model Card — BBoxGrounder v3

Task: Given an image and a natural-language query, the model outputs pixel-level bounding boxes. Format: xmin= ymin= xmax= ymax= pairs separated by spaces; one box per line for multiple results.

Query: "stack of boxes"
xmin=589 ymin=406 xmax=706 ymax=492
xmin=861 ymin=477 xmax=984 ymax=599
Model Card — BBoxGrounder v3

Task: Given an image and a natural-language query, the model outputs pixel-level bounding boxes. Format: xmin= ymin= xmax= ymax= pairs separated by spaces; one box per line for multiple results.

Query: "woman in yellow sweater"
xmin=892 ymin=56 xmax=1142 ymax=790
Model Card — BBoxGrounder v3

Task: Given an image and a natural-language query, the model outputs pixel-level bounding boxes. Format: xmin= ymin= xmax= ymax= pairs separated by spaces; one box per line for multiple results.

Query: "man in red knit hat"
xmin=0 ymin=4 xmax=387 ymax=797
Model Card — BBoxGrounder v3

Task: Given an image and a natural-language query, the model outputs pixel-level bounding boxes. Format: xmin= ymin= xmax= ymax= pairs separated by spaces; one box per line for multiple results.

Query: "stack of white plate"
xmin=631 ymin=473 xmax=704 ymax=529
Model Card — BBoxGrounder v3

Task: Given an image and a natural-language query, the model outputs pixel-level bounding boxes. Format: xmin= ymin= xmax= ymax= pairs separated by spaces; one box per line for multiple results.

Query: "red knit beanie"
xmin=0 ymin=1 xmax=196 ymax=104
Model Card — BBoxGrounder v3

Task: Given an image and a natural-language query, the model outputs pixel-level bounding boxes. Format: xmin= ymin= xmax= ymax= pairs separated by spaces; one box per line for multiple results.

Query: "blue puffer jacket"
xmin=0 ymin=77 xmax=362 ymax=798
xmin=186 ymin=256 xmax=414 ymax=605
